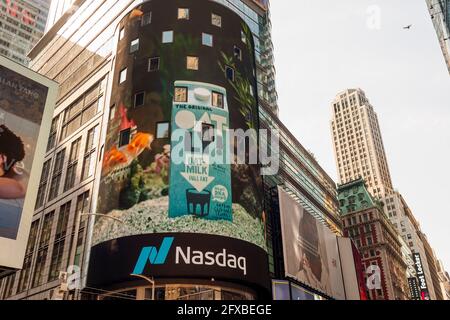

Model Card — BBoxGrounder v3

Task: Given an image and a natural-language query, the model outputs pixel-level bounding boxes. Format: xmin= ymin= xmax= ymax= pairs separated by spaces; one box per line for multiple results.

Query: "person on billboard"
xmin=296 ymin=210 xmax=331 ymax=294
xmin=0 ymin=124 xmax=26 ymax=200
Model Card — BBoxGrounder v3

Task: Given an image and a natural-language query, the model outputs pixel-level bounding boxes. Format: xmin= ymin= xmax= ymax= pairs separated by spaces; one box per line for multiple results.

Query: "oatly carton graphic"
xmin=169 ymin=81 xmax=232 ymax=221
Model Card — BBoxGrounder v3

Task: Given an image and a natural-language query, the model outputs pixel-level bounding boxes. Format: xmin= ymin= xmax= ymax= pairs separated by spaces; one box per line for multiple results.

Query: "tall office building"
xmin=331 ymin=89 xmax=394 ymax=199
xmin=384 ymin=192 xmax=437 ymax=300
xmin=425 ymin=0 xmax=450 ymax=74
xmin=0 ymin=0 xmax=51 ymax=65
xmin=0 ymin=0 xmax=279 ymax=300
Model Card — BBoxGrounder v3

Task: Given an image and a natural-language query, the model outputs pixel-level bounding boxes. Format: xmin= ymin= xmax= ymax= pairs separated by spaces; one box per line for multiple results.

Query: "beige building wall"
xmin=331 ymin=88 xmax=393 ymax=199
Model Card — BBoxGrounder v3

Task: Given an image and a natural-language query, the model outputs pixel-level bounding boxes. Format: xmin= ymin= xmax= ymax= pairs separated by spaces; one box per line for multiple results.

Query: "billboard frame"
xmin=0 ymin=55 xmax=58 ymax=274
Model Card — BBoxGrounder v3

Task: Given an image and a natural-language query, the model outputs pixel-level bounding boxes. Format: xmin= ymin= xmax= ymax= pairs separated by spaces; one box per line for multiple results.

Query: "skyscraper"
xmin=330 ymin=88 xmax=394 ymax=199
xmin=0 ymin=0 xmax=51 ymax=65
xmin=425 ymin=0 xmax=450 ymax=74
xmin=0 ymin=0 xmax=279 ymax=301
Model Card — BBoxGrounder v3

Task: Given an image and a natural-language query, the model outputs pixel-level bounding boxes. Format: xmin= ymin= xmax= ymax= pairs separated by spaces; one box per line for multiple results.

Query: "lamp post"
xmin=130 ymin=273 xmax=156 ymax=300
xmin=78 ymin=212 xmax=125 ymax=300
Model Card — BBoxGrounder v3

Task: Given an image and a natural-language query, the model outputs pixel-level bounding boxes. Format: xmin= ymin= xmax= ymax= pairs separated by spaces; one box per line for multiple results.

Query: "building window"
xmin=234 ymin=46 xmax=242 ymax=60
xmin=47 ymin=116 xmax=59 ymax=152
xmin=119 ymin=68 xmax=127 ymax=83
xmin=367 ymin=237 xmax=373 ymax=245
xmin=162 ymin=30 xmax=173 ymax=43
xmin=156 ymin=122 xmax=170 ymax=139
xmin=81 ymin=126 xmax=98 ymax=181
xmin=130 ymin=38 xmax=139 ymax=53
xmin=174 ymin=87 xmax=188 ymax=102
xmin=134 ymin=92 xmax=145 ymax=107
xmin=64 ymin=138 xmax=81 ymax=192
xmin=225 ymin=66 xmax=235 ymax=81
xmin=212 ymin=91 xmax=224 ymax=108
xmin=119 ymin=128 xmax=131 ymax=147
xmin=48 ymin=149 xmax=66 ymax=201
xmin=187 ymin=56 xmax=199 ymax=70
xmin=202 ymin=33 xmax=213 ymax=47
xmin=141 ymin=12 xmax=152 ymax=26
xmin=119 ymin=27 xmax=125 ymax=40
xmin=241 ymin=30 xmax=246 ymax=43
xmin=35 ymin=160 xmax=52 ymax=209
xmin=211 ymin=13 xmax=221 ymax=27
xmin=109 ymin=104 xmax=116 ymax=121
xmin=148 ymin=57 xmax=160 ymax=72
xmin=178 ymin=8 xmax=189 ymax=20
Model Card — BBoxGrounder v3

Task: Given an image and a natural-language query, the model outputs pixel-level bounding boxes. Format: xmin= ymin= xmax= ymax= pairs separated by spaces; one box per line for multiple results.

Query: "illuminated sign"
xmin=413 ymin=253 xmax=430 ymax=300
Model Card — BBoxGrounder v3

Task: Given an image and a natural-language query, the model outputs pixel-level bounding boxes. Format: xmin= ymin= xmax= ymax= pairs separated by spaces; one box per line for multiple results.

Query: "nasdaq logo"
xmin=132 ymin=237 xmax=174 ymax=274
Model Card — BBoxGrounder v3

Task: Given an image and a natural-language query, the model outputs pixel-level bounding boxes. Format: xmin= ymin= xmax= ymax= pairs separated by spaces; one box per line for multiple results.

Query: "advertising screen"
xmin=0 ymin=55 xmax=57 ymax=271
xmin=278 ymin=186 xmax=346 ymax=299
xmin=93 ymin=0 xmax=266 ymax=257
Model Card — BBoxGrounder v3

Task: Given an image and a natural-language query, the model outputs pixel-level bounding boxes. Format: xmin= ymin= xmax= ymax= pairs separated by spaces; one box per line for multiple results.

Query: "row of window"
xmin=36 ymin=126 xmax=98 ymax=209
xmin=1 ymin=191 xmax=91 ymax=297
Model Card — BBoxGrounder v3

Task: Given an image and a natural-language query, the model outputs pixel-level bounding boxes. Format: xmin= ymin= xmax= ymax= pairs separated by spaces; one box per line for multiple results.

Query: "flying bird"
xmin=403 ymin=25 xmax=412 ymax=30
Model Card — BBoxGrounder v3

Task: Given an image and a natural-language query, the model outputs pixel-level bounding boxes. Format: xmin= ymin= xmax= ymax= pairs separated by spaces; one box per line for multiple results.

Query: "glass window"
xmin=225 ymin=66 xmax=234 ymax=81
xmin=119 ymin=27 xmax=124 ymax=40
xmin=174 ymin=87 xmax=188 ymax=102
xmin=119 ymin=68 xmax=127 ymax=84
xmin=119 ymin=128 xmax=131 ymax=147
xmin=130 ymin=38 xmax=139 ymax=53
xmin=81 ymin=127 xmax=98 ymax=181
xmin=187 ymin=56 xmax=199 ymax=70
xmin=234 ymin=46 xmax=242 ymax=60
xmin=211 ymin=13 xmax=221 ymax=27
xmin=148 ymin=57 xmax=160 ymax=72
xmin=109 ymin=104 xmax=116 ymax=121
xmin=212 ymin=91 xmax=224 ymax=108
xmin=241 ymin=30 xmax=246 ymax=43
xmin=162 ymin=30 xmax=173 ymax=43
xmin=141 ymin=12 xmax=152 ymax=26
xmin=178 ymin=8 xmax=189 ymax=20
xmin=64 ymin=138 xmax=81 ymax=192
xmin=156 ymin=122 xmax=170 ymax=139
xmin=134 ymin=92 xmax=145 ymax=107
xmin=202 ymin=33 xmax=213 ymax=47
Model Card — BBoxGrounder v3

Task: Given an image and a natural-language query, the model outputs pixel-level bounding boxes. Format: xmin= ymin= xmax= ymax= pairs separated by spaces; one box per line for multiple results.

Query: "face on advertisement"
xmin=0 ymin=124 xmax=26 ymax=199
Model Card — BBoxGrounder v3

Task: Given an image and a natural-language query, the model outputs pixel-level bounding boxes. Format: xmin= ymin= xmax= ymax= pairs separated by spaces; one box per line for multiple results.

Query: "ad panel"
xmin=93 ymin=0 xmax=266 ymax=255
xmin=87 ymin=233 xmax=270 ymax=291
xmin=413 ymin=253 xmax=431 ymax=300
xmin=0 ymin=55 xmax=57 ymax=270
xmin=278 ymin=186 xmax=345 ymax=299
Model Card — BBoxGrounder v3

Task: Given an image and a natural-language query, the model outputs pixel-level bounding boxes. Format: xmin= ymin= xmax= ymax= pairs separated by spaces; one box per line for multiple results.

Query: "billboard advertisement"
xmin=87 ymin=233 xmax=270 ymax=291
xmin=0 ymin=55 xmax=57 ymax=270
xmin=93 ymin=0 xmax=265 ymax=256
xmin=278 ymin=186 xmax=346 ymax=299
xmin=413 ymin=253 xmax=430 ymax=300
xmin=408 ymin=277 xmax=421 ymax=300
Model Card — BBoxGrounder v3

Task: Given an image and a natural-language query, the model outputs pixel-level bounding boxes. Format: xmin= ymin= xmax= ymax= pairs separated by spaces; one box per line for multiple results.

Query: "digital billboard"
xmin=278 ymin=186 xmax=346 ymax=299
xmin=93 ymin=0 xmax=266 ymax=254
xmin=87 ymin=233 xmax=270 ymax=291
xmin=0 ymin=55 xmax=57 ymax=271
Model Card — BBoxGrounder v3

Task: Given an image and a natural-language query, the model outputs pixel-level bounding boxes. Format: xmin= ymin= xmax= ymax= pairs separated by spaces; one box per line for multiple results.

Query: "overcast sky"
xmin=270 ymin=0 xmax=450 ymax=272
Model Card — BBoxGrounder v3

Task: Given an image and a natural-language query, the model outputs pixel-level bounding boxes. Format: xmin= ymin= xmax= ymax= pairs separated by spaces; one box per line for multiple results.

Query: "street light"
xmin=130 ymin=273 xmax=156 ymax=300
xmin=78 ymin=212 xmax=126 ymax=300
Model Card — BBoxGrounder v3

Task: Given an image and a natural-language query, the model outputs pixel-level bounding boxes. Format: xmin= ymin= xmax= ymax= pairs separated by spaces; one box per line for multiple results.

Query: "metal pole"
xmin=130 ymin=273 xmax=155 ymax=300
xmin=79 ymin=213 xmax=125 ymax=300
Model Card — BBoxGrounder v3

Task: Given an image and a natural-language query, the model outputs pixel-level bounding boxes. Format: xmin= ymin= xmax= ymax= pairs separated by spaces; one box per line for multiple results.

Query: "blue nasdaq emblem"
xmin=132 ymin=237 xmax=174 ymax=274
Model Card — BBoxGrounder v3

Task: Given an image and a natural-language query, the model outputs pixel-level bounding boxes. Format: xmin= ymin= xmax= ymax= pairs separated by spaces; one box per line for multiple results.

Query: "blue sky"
xmin=270 ymin=0 xmax=450 ymax=271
